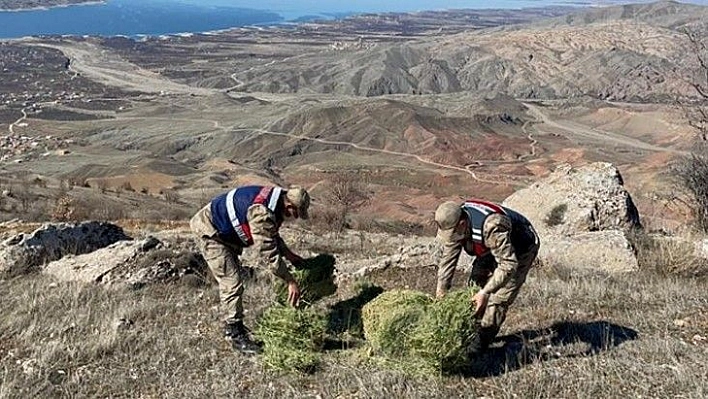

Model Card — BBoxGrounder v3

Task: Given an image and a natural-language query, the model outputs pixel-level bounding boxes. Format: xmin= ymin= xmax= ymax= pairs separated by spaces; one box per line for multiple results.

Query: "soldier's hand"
xmin=287 ymin=281 xmax=301 ymax=307
xmin=472 ymin=291 xmax=489 ymax=318
xmin=435 ymin=288 xmax=446 ymax=299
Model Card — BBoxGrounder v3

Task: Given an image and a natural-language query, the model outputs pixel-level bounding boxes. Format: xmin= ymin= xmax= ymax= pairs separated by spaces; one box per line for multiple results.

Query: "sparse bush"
xmin=675 ymin=29 xmax=708 ymax=232
xmin=58 ymin=178 xmax=69 ymax=194
xmin=51 ymin=195 xmax=76 ymax=222
xmin=309 ymin=206 xmax=347 ymax=233
xmin=14 ymin=180 xmax=34 ymax=213
xmin=120 ymin=181 xmax=135 ymax=192
xmin=95 ymin=178 xmax=108 ymax=194
xmin=66 ymin=178 xmax=80 ymax=190
xmin=66 ymin=197 xmax=125 ymax=221
xmin=545 ymin=203 xmax=567 ymax=227
xmin=320 ymin=171 xmax=371 ymax=233
xmin=628 ymin=228 xmax=708 ymax=277
xmin=673 ymin=144 xmax=708 ymax=233
xmin=355 ymin=216 xmax=435 ymax=237
xmin=162 ymin=189 xmax=180 ymax=204
xmin=92 ymin=205 xmax=126 ymax=222
xmin=24 ymin=200 xmax=50 ymax=222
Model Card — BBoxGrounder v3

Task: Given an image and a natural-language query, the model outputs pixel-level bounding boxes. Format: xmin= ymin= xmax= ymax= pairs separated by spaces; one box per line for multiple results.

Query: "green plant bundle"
xmin=276 ymin=254 xmax=337 ymax=305
xmin=408 ymin=288 xmax=479 ymax=373
xmin=254 ymin=305 xmax=328 ymax=373
xmin=361 ymin=290 xmax=432 ymax=357
xmin=361 ymin=287 xmax=480 ymax=374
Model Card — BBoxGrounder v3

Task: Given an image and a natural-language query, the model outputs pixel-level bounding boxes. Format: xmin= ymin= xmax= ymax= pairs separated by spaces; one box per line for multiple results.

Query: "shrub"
xmin=361 ymin=289 xmax=431 ymax=358
xmin=275 ymin=254 xmax=337 ymax=306
xmin=545 ymin=203 xmax=567 ymax=227
xmin=628 ymin=228 xmax=708 ymax=277
xmin=254 ymin=306 xmax=328 ymax=373
xmin=361 ymin=287 xmax=481 ymax=374
xmin=673 ymin=146 xmax=708 ymax=233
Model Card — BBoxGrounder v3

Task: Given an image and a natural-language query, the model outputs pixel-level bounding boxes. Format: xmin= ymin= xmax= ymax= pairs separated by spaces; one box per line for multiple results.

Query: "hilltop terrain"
xmin=0 ymin=1 xmax=707 ymax=398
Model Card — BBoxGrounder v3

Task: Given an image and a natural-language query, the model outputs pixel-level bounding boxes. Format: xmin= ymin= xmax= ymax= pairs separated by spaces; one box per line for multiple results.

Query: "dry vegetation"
xmin=0 ymin=234 xmax=706 ymax=398
xmin=673 ymin=30 xmax=708 ymax=233
xmin=0 ymin=177 xmax=196 ymax=225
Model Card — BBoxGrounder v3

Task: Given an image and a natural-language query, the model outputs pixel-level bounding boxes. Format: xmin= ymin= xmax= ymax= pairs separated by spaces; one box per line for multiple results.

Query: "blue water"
xmin=0 ymin=0 xmax=282 ymax=38
xmin=1 ymin=0 xmax=707 ymax=39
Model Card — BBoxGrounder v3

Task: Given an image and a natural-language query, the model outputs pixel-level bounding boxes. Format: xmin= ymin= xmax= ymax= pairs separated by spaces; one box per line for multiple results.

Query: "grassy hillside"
xmin=0 ymin=229 xmax=706 ymax=398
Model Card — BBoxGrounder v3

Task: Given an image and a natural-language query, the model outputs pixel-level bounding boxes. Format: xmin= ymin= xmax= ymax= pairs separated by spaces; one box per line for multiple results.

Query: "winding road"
xmin=18 ymin=41 xmax=687 ymax=184
xmin=8 ymin=108 xmax=28 ymax=135
xmin=522 ymin=102 xmax=688 ymax=156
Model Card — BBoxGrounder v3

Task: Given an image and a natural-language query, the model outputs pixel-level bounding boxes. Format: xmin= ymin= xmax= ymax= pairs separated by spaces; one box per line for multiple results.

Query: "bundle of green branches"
xmin=361 ymin=287 xmax=480 ymax=374
xmin=408 ymin=288 xmax=480 ymax=373
xmin=276 ymin=254 xmax=337 ymax=305
xmin=361 ymin=290 xmax=432 ymax=357
xmin=254 ymin=305 xmax=328 ymax=373
xmin=256 ymin=254 xmax=338 ymax=373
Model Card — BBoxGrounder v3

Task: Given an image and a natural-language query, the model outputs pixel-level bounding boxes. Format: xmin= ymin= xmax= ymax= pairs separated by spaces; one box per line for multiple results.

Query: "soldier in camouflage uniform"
xmin=190 ymin=185 xmax=310 ymax=354
xmin=434 ymin=199 xmax=540 ymax=355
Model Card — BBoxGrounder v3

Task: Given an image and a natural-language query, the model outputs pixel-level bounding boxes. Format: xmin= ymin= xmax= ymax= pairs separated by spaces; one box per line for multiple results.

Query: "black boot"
xmin=224 ymin=321 xmax=261 ymax=355
xmin=467 ymin=326 xmax=499 ymax=357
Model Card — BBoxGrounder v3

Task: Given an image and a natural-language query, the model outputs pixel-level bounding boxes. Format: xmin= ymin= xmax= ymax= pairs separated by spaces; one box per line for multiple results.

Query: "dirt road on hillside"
xmin=522 ymin=103 xmax=688 ymax=155
xmin=29 ymin=42 xmax=212 ymax=96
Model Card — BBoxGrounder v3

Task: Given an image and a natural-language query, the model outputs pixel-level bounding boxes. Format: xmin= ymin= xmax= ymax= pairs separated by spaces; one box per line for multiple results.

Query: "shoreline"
xmin=0 ymin=1 xmax=105 ymax=13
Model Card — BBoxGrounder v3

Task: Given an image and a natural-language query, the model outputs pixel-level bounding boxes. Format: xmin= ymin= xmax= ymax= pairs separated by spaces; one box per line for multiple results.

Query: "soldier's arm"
xmin=275 ymin=236 xmax=303 ymax=265
xmin=481 ymin=213 xmax=519 ymax=295
xmin=436 ymin=240 xmax=462 ymax=297
xmin=247 ymin=204 xmax=296 ymax=283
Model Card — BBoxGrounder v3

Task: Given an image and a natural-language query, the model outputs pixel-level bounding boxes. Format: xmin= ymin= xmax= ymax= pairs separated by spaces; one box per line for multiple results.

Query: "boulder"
xmin=43 ymin=236 xmax=209 ymax=289
xmin=44 ymin=239 xmax=146 ymax=284
xmin=504 ymin=162 xmax=640 ymax=237
xmin=540 ymin=230 xmax=638 ymax=273
xmin=504 ymin=162 xmax=641 ymax=273
xmin=0 ymin=222 xmax=131 ymax=277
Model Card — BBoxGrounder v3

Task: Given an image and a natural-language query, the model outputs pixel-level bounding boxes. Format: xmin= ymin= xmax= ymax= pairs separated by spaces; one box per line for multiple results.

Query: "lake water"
xmin=1 ymin=0 xmax=706 ymax=39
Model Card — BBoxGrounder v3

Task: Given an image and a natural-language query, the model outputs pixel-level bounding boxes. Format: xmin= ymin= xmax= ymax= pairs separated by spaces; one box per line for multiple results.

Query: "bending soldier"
xmin=434 ymin=199 xmax=540 ymax=354
xmin=191 ymin=185 xmax=310 ymax=354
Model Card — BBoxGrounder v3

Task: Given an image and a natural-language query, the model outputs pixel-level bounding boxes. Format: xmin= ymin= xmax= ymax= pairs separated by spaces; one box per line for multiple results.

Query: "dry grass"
xmin=0 ymin=254 xmax=707 ymax=398
xmin=629 ymin=229 xmax=708 ymax=277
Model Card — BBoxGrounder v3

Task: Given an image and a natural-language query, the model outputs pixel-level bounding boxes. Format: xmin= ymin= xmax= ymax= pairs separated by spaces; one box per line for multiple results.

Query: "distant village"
xmin=0 ymin=44 xmax=117 ymax=164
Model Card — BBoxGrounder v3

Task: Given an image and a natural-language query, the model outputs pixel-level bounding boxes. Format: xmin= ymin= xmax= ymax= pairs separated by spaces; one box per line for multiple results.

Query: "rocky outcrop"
xmin=0 ymin=221 xmax=130 ymax=277
xmin=504 ymin=162 xmax=641 ymax=273
xmin=43 ymin=238 xmax=152 ymax=285
xmin=43 ymin=235 xmax=209 ymax=289
xmin=339 ymin=242 xmax=442 ymax=278
xmin=539 ymin=230 xmax=638 ymax=273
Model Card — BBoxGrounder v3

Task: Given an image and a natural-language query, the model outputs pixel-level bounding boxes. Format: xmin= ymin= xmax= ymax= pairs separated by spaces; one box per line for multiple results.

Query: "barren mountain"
xmin=227 ymin=2 xmax=706 ymax=102
xmin=0 ymin=1 xmax=703 ymax=231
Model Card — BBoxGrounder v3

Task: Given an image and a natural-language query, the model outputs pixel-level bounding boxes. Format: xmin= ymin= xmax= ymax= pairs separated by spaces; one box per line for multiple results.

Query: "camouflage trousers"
xmin=468 ymin=236 xmax=540 ymax=333
xmin=190 ymin=205 xmax=247 ymax=324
